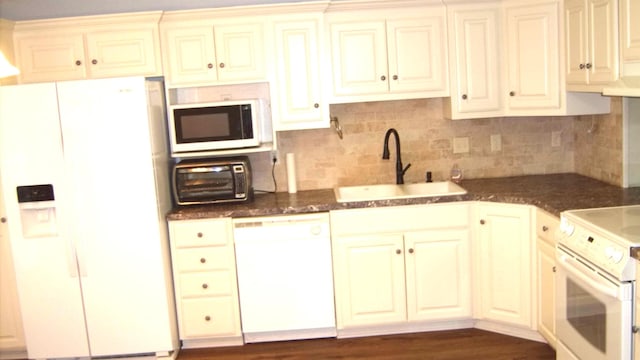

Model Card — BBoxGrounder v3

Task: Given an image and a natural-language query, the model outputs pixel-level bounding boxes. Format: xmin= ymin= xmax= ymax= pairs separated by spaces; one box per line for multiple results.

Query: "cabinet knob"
xmin=207 ymin=63 xmax=213 ymax=69
xmin=408 ymin=248 xmax=414 ymax=254
xmin=392 ymin=75 xmax=398 ymax=80
xmin=509 ymin=91 xmax=516 ymax=97
xmin=480 ymin=219 xmax=486 ymax=225
xmin=0 ymin=217 xmax=6 ymax=223
xmin=91 ymin=59 xmax=98 ymax=65
xmin=462 ymin=94 xmax=468 ymax=100
xmin=542 ymin=225 xmax=549 ymax=232
xmin=396 ymin=249 xmax=401 ymax=255
xmin=204 ymin=315 xmax=211 ymax=321
xmin=75 ymin=60 xmax=82 ymax=66
xmin=585 ymin=63 xmax=592 ymax=69
xmin=380 ymin=75 xmax=387 ymax=81
xmin=202 ymin=283 xmax=208 ymax=289
xmin=579 ymin=63 xmax=586 ymax=69
xmin=200 ymin=257 xmax=206 ymax=264
xmin=219 ymin=62 xmax=225 ymax=68
xmin=314 ymin=103 xmax=319 ymax=109
xmin=197 ymin=232 xmax=203 ymax=238
xmin=552 ymin=266 xmax=556 ymax=273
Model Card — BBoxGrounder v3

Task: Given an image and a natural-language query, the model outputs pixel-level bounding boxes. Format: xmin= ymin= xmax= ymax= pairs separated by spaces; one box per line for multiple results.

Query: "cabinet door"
xmin=14 ymin=34 xmax=86 ymax=83
xmin=163 ymin=27 xmax=218 ymax=85
xmin=85 ymin=29 xmax=160 ymax=78
xmin=329 ymin=21 xmax=389 ymax=96
xmin=537 ymin=238 xmax=556 ymax=347
xmin=587 ymin=0 xmax=619 ymax=83
xmin=333 ymin=234 xmax=406 ymax=328
xmin=476 ymin=203 xmax=532 ymax=328
xmin=505 ymin=2 xmax=560 ymax=111
xmin=448 ymin=7 xmax=502 ymax=116
xmin=565 ymin=0 xmax=589 ymax=84
xmin=387 ymin=17 xmax=447 ymax=93
xmin=273 ymin=17 xmax=327 ymax=130
xmin=620 ymin=0 xmax=640 ymax=61
xmin=214 ymin=23 xmax=265 ymax=82
xmin=404 ymin=229 xmax=471 ymax=322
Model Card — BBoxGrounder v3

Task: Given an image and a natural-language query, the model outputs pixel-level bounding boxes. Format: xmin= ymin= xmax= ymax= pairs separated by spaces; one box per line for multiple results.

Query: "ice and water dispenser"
xmin=17 ymin=184 xmax=58 ymax=238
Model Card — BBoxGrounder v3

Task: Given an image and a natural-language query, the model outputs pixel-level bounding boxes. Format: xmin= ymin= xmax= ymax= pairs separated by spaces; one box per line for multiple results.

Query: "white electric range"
xmin=556 ymin=205 xmax=640 ymax=360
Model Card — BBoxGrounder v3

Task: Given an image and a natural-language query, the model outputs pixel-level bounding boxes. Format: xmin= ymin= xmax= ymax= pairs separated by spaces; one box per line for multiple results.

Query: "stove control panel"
xmin=559 ymin=216 xmax=635 ymax=281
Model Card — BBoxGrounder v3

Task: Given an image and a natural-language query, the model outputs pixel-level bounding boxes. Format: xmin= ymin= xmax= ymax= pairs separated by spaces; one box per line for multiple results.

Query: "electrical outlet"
xmin=490 ymin=134 xmax=502 ymax=152
xmin=551 ymin=131 xmax=561 ymax=147
xmin=453 ymin=137 xmax=470 ymax=154
xmin=271 ymin=150 xmax=279 ymax=164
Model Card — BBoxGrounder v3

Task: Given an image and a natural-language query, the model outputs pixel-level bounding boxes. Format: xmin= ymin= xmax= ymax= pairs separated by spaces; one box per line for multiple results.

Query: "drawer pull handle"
xmin=219 ymin=62 xmax=225 ymax=68
xmin=542 ymin=226 xmax=549 ymax=232
xmin=75 ymin=60 xmax=82 ymax=66
xmin=197 ymin=232 xmax=203 ymax=238
xmin=200 ymin=258 xmax=206 ymax=264
xmin=91 ymin=59 xmax=98 ymax=65
xmin=408 ymin=248 xmax=414 ymax=254
xmin=207 ymin=63 xmax=213 ymax=69
xmin=205 ymin=315 xmax=211 ymax=321
xmin=396 ymin=249 xmax=401 ymax=255
xmin=202 ymin=283 xmax=208 ymax=289
xmin=480 ymin=219 xmax=486 ymax=225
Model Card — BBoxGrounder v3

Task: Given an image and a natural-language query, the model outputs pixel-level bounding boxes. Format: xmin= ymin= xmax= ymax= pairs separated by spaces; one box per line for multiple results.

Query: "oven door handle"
xmin=557 ymin=254 xmax=620 ymax=299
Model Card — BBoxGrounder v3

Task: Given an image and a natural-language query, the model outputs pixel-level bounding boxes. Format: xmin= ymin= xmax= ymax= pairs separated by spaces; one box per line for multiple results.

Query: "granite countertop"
xmin=166 ymin=173 xmax=640 ymax=220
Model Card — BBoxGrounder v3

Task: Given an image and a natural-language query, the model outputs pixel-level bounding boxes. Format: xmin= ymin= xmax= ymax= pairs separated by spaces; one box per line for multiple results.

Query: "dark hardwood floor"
xmin=177 ymin=329 xmax=556 ymax=360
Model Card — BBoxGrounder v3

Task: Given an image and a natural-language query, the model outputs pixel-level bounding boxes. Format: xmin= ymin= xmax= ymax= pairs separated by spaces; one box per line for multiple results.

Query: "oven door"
xmin=555 ymin=245 xmax=633 ymax=360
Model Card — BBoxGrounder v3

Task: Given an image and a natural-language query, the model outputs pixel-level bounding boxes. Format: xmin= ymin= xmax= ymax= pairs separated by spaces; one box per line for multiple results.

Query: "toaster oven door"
xmin=174 ymin=165 xmax=238 ymax=204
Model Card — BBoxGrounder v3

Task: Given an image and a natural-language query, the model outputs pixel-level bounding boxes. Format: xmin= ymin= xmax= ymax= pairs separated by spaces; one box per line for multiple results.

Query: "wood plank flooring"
xmin=177 ymin=329 xmax=556 ymax=360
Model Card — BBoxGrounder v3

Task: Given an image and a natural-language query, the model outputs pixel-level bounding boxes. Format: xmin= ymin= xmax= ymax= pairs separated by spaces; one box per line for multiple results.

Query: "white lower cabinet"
xmin=330 ymin=204 xmax=472 ymax=337
xmin=168 ymin=218 xmax=243 ymax=348
xmin=474 ymin=202 xmax=539 ymax=340
xmin=535 ymin=209 xmax=559 ymax=348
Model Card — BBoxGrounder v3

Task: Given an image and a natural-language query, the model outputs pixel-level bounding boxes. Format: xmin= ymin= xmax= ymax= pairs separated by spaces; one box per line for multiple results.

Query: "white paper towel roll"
xmin=286 ymin=153 xmax=297 ymax=194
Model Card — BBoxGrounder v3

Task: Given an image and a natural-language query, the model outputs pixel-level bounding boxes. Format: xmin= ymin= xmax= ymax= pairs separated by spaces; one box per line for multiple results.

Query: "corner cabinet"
xmin=330 ymin=203 xmax=472 ymax=337
xmin=326 ymin=2 xmax=449 ymax=103
xmin=565 ymin=0 xmax=619 ymax=88
xmin=474 ymin=203 xmax=538 ymax=339
xmin=13 ymin=12 xmax=162 ymax=84
xmin=535 ymin=208 xmax=559 ymax=349
xmin=270 ymin=13 xmax=328 ymax=131
xmin=160 ymin=16 xmax=266 ymax=86
xmin=167 ymin=218 xmax=243 ymax=348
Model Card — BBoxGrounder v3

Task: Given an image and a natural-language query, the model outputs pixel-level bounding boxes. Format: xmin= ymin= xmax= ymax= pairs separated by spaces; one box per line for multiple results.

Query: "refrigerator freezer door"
xmin=0 ymin=83 xmax=90 ymax=358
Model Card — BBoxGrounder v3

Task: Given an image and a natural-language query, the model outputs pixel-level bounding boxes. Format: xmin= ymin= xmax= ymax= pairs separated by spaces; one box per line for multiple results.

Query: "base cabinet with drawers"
xmin=535 ymin=208 xmax=560 ymax=349
xmin=167 ymin=218 xmax=243 ymax=348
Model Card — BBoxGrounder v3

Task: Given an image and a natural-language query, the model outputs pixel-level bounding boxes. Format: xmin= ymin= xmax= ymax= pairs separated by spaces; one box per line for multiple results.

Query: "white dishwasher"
xmin=233 ymin=212 xmax=336 ymax=343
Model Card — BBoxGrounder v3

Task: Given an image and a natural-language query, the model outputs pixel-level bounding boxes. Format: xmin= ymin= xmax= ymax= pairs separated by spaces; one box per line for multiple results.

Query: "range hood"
xmin=602 ymin=77 xmax=640 ymax=97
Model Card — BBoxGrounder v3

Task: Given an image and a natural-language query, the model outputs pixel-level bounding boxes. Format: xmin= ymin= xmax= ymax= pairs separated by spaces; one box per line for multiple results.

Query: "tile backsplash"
xmin=247 ymin=97 xmax=619 ymax=193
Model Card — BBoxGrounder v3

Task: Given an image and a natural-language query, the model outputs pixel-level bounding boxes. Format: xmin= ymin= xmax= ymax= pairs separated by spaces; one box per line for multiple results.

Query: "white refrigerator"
xmin=0 ymin=77 xmax=178 ymax=359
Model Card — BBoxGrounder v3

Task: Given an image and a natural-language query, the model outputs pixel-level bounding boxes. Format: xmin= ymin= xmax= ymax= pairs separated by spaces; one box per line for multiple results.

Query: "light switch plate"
xmin=453 ymin=137 xmax=470 ymax=154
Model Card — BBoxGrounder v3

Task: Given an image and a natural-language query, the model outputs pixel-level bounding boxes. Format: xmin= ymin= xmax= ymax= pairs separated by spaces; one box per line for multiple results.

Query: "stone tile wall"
xmin=573 ymin=96 xmax=623 ymax=186
xmin=249 ymin=98 xmax=581 ymax=192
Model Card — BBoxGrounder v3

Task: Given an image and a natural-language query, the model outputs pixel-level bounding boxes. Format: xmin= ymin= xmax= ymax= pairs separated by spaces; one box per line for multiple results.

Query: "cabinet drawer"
xmin=175 ymin=247 xmax=234 ymax=272
xmin=180 ymin=297 xmax=240 ymax=338
xmin=171 ymin=219 xmax=231 ymax=248
xmin=179 ymin=271 xmax=236 ymax=298
xmin=536 ymin=209 xmax=559 ymax=245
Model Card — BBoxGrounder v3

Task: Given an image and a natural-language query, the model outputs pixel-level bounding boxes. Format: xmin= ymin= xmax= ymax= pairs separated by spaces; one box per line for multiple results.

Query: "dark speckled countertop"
xmin=166 ymin=173 xmax=640 ymax=220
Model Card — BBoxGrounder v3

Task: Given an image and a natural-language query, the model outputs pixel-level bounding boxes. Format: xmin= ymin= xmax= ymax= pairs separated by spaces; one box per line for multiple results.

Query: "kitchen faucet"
xmin=382 ymin=128 xmax=411 ymax=184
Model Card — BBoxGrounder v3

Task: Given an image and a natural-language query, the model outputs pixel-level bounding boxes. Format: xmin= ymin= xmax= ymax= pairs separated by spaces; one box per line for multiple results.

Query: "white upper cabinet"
xmin=446 ymin=4 xmax=503 ymax=118
xmin=565 ymin=0 xmax=619 ymax=88
xmin=271 ymin=12 xmax=328 ymax=131
xmin=326 ymin=2 xmax=449 ymax=103
xmin=445 ymin=0 xmax=610 ymax=119
xmin=161 ymin=18 xmax=266 ymax=87
xmin=504 ymin=1 xmax=561 ymax=112
xmin=13 ymin=12 xmax=162 ymax=84
xmin=619 ymin=0 xmax=640 ymax=76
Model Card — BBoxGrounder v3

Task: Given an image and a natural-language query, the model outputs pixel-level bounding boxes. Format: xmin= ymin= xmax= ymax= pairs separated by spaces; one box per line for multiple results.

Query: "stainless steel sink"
xmin=334 ymin=181 xmax=467 ymax=203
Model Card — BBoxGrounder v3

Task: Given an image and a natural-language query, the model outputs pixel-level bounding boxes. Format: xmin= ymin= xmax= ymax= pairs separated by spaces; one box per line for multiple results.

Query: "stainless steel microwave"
xmin=172 ymin=157 xmax=253 ymax=205
xmin=168 ymin=100 xmax=262 ymax=155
